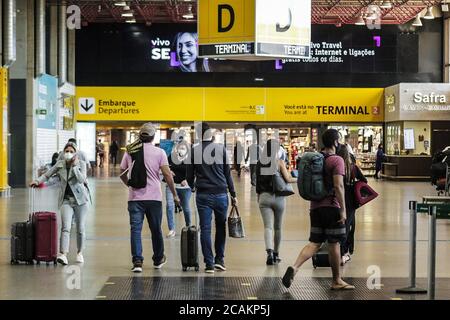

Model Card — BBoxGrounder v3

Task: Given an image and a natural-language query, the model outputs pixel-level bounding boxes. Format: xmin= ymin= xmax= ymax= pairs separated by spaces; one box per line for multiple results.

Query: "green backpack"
xmin=297 ymin=152 xmax=334 ymax=201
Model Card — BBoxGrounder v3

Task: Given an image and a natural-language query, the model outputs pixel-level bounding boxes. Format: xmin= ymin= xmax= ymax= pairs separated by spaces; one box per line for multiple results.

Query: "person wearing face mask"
xmin=165 ymin=141 xmax=192 ymax=238
xmin=30 ymin=142 xmax=90 ymax=265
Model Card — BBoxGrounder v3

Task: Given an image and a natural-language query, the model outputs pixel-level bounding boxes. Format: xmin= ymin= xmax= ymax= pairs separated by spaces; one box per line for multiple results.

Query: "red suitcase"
xmin=33 ymin=212 xmax=58 ymax=264
xmin=30 ymin=188 xmax=58 ymax=264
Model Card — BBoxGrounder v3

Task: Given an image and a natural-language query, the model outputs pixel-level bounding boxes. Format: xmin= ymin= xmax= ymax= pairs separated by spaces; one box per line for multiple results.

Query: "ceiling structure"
xmin=48 ymin=0 xmax=444 ymax=25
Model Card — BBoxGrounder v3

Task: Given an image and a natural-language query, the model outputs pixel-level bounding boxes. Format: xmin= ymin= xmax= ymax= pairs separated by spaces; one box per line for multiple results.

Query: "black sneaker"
xmin=131 ymin=261 xmax=143 ymax=273
xmin=266 ymin=250 xmax=274 ymax=265
xmin=282 ymin=266 xmax=295 ymax=288
xmin=153 ymin=256 xmax=167 ymax=269
xmin=273 ymin=252 xmax=281 ymax=264
xmin=214 ymin=260 xmax=227 ymax=271
xmin=205 ymin=265 xmax=215 ymax=274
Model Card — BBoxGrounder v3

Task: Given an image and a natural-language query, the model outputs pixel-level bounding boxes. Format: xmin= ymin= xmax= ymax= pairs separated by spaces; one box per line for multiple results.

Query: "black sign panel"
xmin=75 ymin=21 xmax=442 ymax=87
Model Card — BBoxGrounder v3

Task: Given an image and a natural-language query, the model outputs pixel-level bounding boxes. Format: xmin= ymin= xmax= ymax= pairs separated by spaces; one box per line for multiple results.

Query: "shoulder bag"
xmin=272 ymin=170 xmax=295 ymax=197
xmin=228 ymin=205 xmax=245 ymax=238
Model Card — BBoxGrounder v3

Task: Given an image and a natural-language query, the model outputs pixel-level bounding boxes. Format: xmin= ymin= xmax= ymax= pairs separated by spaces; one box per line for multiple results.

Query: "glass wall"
xmin=386 ymin=122 xmax=431 ymax=156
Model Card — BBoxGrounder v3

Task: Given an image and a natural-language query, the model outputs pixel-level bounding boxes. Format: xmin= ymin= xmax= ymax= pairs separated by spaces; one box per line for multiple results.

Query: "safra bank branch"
xmin=383 ymin=83 xmax=450 ymax=180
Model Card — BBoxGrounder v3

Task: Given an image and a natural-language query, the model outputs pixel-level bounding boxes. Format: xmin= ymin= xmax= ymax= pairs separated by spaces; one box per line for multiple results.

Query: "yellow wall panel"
xmin=266 ymin=88 xmax=384 ymax=122
xmin=76 ymin=87 xmax=204 ymax=122
xmin=0 ymin=68 xmax=9 ymax=191
xmin=75 ymin=86 xmax=384 ymax=123
xmin=204 ymin=87 xmax=266 ymax=122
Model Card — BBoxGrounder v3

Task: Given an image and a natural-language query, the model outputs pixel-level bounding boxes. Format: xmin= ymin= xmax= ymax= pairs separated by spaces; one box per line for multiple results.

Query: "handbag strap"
xmin=230 ymin=204 xmax=240 ymax=218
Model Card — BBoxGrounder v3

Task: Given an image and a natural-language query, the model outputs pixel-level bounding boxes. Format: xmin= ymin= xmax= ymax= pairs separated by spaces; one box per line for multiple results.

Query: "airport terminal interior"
xmin=1 ymin=0 xmax=450 ymax=303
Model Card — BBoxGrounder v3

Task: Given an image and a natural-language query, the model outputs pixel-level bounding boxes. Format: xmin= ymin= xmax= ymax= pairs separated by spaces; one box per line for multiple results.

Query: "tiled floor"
xmin=0 ymin=168 xmax=449 ymax=300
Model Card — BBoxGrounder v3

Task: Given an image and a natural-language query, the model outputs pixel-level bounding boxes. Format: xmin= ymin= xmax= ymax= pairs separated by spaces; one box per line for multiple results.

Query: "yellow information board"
xmin=76 ymin=87 xmax=204 ymax=122
xmin=76 ymin=86 xmax=384 ymax=123
xmin=0 ymin=68 xmax=9 ymax=193
xmin=266 ymin=88 xmax=384 ymax=122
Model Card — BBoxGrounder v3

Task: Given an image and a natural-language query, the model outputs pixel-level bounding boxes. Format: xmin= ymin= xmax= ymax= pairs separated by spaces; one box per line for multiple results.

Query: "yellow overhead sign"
xmin=198 ymin=0 xmax=255 ymax=57
xmin=198 ymin=0 xmax=311 ymax=59
xmin=76 ymin=87 xmax=384 ymax=123
xmin=266 ymin=88 xmax=384 ymax=122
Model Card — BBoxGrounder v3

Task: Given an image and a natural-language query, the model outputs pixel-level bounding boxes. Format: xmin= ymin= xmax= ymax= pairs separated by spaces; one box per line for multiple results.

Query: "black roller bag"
xmin=312 ymin=243 xmax=330 ymax=268
xmin=11 ymin=219 xmax=34 ymax=265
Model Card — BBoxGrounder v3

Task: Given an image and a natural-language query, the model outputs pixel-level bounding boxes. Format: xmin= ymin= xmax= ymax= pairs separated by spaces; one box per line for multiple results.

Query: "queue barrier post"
xmin=427 ymin=205 xmax=437 ymax=300
xmin=396 ymin=200 xmax=427 ymax=294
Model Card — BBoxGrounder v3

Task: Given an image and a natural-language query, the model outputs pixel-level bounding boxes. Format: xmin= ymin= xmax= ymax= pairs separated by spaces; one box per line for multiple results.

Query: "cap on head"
xmin=139 ymin=122 xmax=156 ymax=137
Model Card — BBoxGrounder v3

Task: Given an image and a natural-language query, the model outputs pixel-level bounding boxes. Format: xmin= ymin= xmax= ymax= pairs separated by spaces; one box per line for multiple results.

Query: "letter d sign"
xmin=276 ymin=8 xmax=292 ymax=32
xmin=218 ymin=4 xmax=235 ymax=33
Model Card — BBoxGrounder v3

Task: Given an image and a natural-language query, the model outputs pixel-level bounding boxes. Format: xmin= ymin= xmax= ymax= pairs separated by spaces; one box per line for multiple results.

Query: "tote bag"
xmin=228 ymin=205 xmax=245 ymax=238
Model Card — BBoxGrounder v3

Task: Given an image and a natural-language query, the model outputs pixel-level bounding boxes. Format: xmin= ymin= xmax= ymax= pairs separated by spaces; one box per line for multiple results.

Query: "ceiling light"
xmin=126 ymin=19 xmax=136 ymax=23
xmin=423 ymin=7 xmax=434 ymax=20
xmin=380 ymin=1 xmax=392 ymax=9
xmin=412 ymin=14 xmax=422 ymax=27
xmin=122 ymin=5 xmax=133 ymax=17
xmin=354 ymin=15 xmax=365 ymax=25
xmin=182 ymin=5 xmax=194 ymax=19
xmin=114 ymin=1 xmax=127 ymax=6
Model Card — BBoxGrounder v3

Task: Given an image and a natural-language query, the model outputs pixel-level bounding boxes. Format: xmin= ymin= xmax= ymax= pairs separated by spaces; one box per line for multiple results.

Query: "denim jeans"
xmin=196 ymin=193 xmax=229 ymax=267
xmin=128 ymin=200 xmax=164 ymax=264
xmin=60 ymin=197 xmax=88 ymax=254
xmin=166 ymin=185 xmax=192 ymax=231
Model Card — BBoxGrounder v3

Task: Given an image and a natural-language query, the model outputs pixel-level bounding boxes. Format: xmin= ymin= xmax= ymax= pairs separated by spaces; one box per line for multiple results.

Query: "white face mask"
xmin=64 ymin=152 xmax=75 ymax=161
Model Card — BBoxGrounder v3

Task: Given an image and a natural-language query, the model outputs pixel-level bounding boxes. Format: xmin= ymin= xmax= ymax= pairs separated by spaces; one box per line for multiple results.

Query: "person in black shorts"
xmin=282 ymin=129 xmax=355 ymax=290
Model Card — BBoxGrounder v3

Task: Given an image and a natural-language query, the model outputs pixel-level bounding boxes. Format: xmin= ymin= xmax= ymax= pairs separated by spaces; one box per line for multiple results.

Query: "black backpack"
xmin=126 ymin=140 xmax=147 ymax=189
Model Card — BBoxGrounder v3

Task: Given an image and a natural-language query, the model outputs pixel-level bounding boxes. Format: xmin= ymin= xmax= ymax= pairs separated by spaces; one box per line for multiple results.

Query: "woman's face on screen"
xmin=177 ymin=33 xmax=197 ymax=67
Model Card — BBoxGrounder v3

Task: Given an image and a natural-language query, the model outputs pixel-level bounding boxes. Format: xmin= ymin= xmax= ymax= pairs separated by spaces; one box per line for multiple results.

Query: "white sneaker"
xmin=57 ymin=254 xmax=68 ymax=266
xmin=166 ymin=230 xmax=176 ymax=238
xmin=76 ymin=253 xmax=84 ymax=264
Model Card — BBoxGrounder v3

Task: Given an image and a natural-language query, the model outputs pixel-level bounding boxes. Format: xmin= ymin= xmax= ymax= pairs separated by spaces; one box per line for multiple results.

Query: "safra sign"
xmin=198 ymin=0 xmax=311 ymax=59
xmin=413 ymin=92 xmax=447 ymax=103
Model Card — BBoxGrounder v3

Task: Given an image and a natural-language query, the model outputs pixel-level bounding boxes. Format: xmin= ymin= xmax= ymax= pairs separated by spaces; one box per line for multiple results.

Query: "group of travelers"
xmin=30 ymin=122 xmax=373 ymax=290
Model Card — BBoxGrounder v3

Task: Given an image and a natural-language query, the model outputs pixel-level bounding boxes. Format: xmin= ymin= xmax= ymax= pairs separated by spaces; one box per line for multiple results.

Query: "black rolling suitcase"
xmin=312 ymin=243 xmax=330 ymax=268
xmin=180 ymin=198 xmax=199 ymax=272
xmin=11 ymin=219 xmax=34 ymax=265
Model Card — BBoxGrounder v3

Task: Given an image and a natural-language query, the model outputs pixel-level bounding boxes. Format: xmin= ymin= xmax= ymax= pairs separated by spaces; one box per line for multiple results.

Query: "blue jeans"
xmin=196 ymin=193 xmax=229 ymax=267
xmin=128 ymin=201 xmax=164 ymax=264
xmin=166 ymin=186 xmax=192 ymax=231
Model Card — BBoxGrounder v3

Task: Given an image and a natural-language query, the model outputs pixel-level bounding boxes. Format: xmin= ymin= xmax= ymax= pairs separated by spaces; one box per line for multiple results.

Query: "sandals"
xmin=331 ymin=283 xmax=355 ymax=290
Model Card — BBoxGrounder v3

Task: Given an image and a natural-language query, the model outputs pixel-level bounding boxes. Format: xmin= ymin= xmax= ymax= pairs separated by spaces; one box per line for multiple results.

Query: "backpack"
xmin=126 ymin=139 xmax=147 ymax=189
xmin=297 ymin=152 xmax=334 ymax=201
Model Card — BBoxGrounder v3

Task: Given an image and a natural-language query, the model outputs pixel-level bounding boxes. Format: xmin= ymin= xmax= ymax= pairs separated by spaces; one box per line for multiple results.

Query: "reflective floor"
xmin=0 ymin=168 xmax=449 ymax=300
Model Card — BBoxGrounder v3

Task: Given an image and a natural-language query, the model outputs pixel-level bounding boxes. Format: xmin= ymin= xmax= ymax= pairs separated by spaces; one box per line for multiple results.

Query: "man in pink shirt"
xmin=120 ymin=123 xmax=180 ymax=273
xmin=282 ymin=129 xmax=355 ymax=290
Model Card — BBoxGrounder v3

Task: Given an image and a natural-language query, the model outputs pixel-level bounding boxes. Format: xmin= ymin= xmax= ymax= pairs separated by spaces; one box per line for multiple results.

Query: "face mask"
xmin=64 ymin=152 xmax=75 ymax=161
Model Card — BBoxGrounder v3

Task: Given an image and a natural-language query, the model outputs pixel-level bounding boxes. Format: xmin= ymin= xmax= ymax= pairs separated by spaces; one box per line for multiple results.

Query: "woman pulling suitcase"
xmin=30 ymin=142 xmax=91 ymax=265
